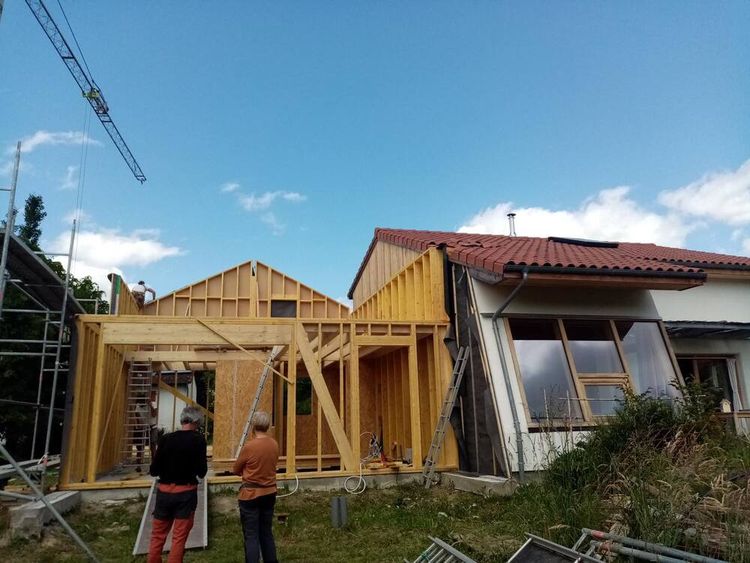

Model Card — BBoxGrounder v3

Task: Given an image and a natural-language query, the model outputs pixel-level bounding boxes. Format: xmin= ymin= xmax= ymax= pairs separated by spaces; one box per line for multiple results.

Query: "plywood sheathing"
xmin=212 ymin=360 xmax=273 ymax=459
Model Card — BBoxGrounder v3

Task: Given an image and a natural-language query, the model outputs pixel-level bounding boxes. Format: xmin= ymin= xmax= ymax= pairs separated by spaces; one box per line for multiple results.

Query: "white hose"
xmin=343 ymin=432 xmax=382 ymax=495
xmin=277 ymin=474 xmax=299 ymax=498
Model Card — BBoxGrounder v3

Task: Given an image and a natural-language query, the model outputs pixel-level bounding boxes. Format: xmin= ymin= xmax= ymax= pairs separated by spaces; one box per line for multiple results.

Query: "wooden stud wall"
xmin=351 ymin=241 xmax=422 ymax=307
xmin=60 ymin=317 xmax=457 ymax=488
xmin=143 ymin=260 xmax=349 ymax=319
xmin=352 ymin=248 xmax=448 ymax=322
xmin=109 ymin=274 xmax=141 ymax=316
xmin=60 ymin=320 xmax=130 ymax=485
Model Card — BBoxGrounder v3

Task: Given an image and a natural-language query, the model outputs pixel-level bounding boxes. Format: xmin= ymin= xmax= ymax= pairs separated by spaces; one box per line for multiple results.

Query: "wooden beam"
xmin=126 ymin=349 xmax=270 ymax=363
xmin=295 ymin=324 xmax=356 ymax=471
xmin=195 ymin=320 xmax=291 ymax=384
xmin=349 ymin=328 xmax=361 ymax=460
xmin=286 ymin=333 xmax=297 ymax=474
xmin=355 ymin=335 xmax=413 ymax=347
xmin=101 ymin=321 xmax=292 ymax=346
xmin=158 ymin=379 xmax=214 ymax=421
xmin=85 ymin=336 xmax=106 ymax=483
xmin=407 ymin=329 xmax=422 ymax=468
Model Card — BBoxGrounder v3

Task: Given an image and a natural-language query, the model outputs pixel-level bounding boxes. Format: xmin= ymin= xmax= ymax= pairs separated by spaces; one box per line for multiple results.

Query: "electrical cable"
xmin=343 ymin=431 xmax=382 ymax=495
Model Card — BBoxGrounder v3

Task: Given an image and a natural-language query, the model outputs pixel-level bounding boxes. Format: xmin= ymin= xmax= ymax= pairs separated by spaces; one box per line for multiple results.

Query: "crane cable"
xmin=55 ymin=0 xmax=94 ymax=80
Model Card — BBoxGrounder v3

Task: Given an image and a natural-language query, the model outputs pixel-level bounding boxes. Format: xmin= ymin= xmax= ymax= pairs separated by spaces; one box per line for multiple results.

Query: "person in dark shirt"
xmin=147 ymin=406 xmax=207 ymax=563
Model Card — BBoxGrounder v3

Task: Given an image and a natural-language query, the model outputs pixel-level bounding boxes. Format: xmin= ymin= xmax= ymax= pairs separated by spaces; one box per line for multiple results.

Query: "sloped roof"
xmin=0 ymin=230 xmax=85 ymax=317
xmin=348 ymin=228 xmax=736 ymax=297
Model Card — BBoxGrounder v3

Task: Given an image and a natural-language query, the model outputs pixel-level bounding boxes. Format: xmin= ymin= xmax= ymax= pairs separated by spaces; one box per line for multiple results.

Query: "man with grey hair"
xmin=147 ymin=406 xmax=207 ymax=563
xmin=233 ymin=411 xmax=279 ymax=563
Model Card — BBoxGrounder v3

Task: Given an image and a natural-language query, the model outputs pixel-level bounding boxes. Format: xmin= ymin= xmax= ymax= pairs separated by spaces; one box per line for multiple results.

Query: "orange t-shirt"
xmin=232 ymin=434 xmax=279 ymax=501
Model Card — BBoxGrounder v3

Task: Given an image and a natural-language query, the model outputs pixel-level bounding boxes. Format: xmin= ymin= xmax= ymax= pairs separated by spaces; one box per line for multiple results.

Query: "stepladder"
xmin=235 ymin=345 xmax=285 ymax=457
xmin=422 ymin=346 xmax=468 ymax=488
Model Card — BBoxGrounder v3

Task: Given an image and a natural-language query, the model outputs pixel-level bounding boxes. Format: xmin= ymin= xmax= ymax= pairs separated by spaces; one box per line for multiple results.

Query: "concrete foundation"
xmin=9 ymin=491 xmax=81 ymax=539
xmin=442 ymin=472 xmax=517 ymax=497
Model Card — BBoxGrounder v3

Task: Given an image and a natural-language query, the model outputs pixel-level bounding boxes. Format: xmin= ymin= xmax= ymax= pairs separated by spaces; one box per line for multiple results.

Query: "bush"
xmin=515 ymin=384 xmax=750 ymax=560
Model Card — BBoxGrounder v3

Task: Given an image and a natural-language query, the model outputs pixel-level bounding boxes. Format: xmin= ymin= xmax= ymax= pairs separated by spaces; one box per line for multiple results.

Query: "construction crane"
xmin=24 ymin=0 xmax=146 ymax=183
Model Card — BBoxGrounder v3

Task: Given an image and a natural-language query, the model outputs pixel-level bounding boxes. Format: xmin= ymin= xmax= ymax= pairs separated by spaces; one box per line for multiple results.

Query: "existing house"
xmin=348 ymin=229 xmax=750 ymax=478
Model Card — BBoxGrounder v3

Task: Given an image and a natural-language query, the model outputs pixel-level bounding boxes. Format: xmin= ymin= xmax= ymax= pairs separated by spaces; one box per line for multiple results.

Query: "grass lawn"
xmin=0 ymin=484 xmax=522 ymax=562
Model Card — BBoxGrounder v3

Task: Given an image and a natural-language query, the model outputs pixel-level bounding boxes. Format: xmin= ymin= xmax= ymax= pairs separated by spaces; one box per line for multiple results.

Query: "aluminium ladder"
xmin=422 ymin=346 xmax=468 ymax=489
xmin=235 ymin=345 xmax=285 ymax=458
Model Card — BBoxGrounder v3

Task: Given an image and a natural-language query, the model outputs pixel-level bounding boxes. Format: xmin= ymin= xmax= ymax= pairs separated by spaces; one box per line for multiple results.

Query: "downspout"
xmin=490 ymin=267 xmax=529 ymax=482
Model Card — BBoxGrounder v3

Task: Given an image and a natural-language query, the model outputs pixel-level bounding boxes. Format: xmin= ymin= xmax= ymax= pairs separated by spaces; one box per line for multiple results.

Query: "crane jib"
xmin=24 ymin=0 xmax=147 ymax=184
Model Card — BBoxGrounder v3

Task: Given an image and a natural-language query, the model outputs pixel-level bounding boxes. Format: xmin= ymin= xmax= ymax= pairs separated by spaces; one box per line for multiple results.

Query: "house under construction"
xmin=59 ymin=252 xmax=457 ymax=490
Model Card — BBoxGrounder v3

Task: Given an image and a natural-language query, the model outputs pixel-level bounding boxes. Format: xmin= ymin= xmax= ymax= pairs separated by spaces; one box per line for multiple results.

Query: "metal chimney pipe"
xmin=507 ymin=213 xmax=516 ymax=236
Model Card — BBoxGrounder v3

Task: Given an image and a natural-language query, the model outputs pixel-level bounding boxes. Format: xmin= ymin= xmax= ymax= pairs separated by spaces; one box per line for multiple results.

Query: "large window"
xmin=677 ymin=356 xmax=744 ymax=411
xmin=508 ymin=317 xmax=680 ymax=424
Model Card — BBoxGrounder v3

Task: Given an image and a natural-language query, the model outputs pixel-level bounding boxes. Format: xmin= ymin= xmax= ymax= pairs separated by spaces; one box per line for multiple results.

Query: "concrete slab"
xmin=442 ymin=472 xmax=517 ymax=497
xmin=9 ymin=490 xmax=81 ymax=538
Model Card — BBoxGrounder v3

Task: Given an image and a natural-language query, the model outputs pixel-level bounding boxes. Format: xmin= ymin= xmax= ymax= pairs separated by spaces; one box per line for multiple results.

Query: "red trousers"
xmin=147 ymin=513 xmax=195 ymax=563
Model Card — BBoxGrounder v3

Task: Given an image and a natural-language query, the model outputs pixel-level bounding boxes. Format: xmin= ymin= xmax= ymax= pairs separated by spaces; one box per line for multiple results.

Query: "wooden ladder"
xmin=422 ymin=346 xmax=468 ymax=489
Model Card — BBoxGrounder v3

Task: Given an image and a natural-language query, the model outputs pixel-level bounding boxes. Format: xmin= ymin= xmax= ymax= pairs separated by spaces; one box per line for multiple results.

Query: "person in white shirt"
xmin=132 ymin=280 xmax=156 ymax=307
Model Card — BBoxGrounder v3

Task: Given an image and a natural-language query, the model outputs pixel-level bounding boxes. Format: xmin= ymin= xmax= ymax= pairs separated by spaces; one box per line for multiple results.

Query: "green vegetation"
xmin=2 ymin=388 xmax=748 ymax=561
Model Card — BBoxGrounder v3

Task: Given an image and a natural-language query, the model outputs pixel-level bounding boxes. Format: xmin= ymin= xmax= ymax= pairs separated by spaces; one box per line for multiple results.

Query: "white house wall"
xmin=651 ymin=279 xmax=750 ymax=323
xmin=472 ymin=280 xmax=661 ymax=472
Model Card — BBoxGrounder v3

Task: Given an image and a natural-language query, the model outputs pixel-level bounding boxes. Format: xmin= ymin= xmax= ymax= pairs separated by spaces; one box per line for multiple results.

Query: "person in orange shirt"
xmin=233 ymin=411 xmax=279 ymax=563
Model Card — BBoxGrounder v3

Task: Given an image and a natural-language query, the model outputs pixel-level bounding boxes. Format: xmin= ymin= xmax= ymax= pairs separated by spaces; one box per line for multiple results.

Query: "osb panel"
xmin=213 ymin=360 xmax=273 ymax=459
xmin=295 ymin=370 xmax=341 ymax=457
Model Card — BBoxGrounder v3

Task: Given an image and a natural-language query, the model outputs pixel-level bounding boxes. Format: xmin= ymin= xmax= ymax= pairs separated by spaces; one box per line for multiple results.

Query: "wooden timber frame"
xmin=59 ymin=252 xmax=459 ymax=489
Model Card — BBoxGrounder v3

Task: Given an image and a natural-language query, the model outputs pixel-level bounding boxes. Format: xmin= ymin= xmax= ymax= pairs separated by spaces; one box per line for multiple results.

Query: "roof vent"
xmin=507 ymin=213 xmax=517 ymax=236
xmin=548 ymin=236 xmax=618 ymax=249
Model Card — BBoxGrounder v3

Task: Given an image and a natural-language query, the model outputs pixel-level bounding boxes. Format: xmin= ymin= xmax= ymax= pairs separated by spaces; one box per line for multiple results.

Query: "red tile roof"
xmin=348 ymin=228 xmax=750 ymax=298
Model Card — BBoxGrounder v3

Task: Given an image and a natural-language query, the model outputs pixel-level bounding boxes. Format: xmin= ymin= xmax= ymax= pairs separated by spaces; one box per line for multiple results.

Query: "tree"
xmin=16 ymin=194 xmax=46 ymax=249
xmin=0 ymin=195 xmax=109 ymax=459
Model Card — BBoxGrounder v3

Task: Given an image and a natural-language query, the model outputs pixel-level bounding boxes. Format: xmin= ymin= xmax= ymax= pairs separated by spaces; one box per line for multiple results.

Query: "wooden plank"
xmin=295 ymin=324 xmax=356 ymax=471
xmin=125 ymin=350 xmax=269 ymax=362
xmin=286 ymin=332 xmax=297 ymax=474
xmin=407 ymin=330 xmax=422 ymax=468
xmin=85 ymin=336 xmax=106 ymax=483
xmin=349 ymin=328 xmax=361 ymax=460
xmin=101 ymin=322 xmax=292 ymax=346
xmin=355 ymin=335 xmax=413 ymax=347
xmin=159 ymin=379 xmax=214 ymax=421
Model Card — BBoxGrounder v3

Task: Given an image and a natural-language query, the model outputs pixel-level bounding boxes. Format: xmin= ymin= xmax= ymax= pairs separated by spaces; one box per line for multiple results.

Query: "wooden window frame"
xmin=676 ymin=354 xmax=746 ymax=411
xmin=506 ymin=316 xmax=678 ymax=429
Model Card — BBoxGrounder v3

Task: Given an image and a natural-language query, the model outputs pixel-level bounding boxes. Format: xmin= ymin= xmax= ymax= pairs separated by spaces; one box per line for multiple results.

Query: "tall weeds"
xmin=508 ymin=385 xmax=750 ymax=561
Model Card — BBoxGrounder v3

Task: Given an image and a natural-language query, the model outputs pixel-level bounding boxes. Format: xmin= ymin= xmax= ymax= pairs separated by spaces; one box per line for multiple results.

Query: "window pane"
xmin=677 ymin=358 xmax=696 ymax=385
xmin=509 ymin=319 xmax=582 ymax=420
xmin=564 ymin=320 xmax=623 ymax=373
xmin=271 ymin=300 xmax=297 ymax=318
xmin=585 ymin=385 xmax=624 ymax=416
xmin=616 ymin=321 xmax=679 ymax=399
xmin=697 ymin=359 xmax=734 ymax=408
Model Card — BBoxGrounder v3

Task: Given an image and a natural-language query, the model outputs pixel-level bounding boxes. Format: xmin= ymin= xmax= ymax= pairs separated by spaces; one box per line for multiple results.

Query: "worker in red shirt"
xmin=147 ymin=406 xmax=207 ymax=563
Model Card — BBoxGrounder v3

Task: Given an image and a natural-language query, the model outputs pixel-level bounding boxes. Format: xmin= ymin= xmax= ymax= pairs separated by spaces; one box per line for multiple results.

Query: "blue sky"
xmin=1 ymin=2 xmax=749 ymax=302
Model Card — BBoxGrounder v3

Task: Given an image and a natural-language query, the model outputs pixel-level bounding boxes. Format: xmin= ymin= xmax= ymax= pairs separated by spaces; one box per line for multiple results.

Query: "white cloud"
xmin=220 ymin=183 xmax=306 ymax=234
xmin=459 ymin=186 xmax=693 ymax=247
xmin=659 ymin=159 xmax=750 ymax=226
xmin=59 ymin=165 xmax=78 ymax=190
xmin=13 ymin=130 xmax=101 ymax=154
xmin=238 ymin=190 xmax=306 ymax=212
xmin=46 ymin=226 xmax=183 ymax=291
xmin=260 ymin=212 xmax=284 ymax=236
xmin=220 ymin=182 xmax=240 ymax=193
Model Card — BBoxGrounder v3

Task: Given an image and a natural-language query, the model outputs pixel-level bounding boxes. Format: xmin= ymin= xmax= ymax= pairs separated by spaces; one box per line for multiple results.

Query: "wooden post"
xmin=349 ymin=324 xmax=361 ymax=461
xmin=407 ymin=325 xmax=422 ymax=468
xmin=285 ymin=329 xmax=297 ymax=475
xmin=85 ymin=335 xmax=107 ymax=483
xmin=296 ymin=323 xmax=356 ymax=471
